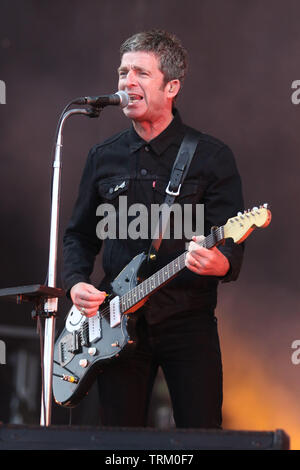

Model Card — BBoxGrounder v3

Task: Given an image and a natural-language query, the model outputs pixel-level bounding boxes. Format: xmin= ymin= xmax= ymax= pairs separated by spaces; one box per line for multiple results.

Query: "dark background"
xmin=0 ymin=0 xmax=299 ymax=449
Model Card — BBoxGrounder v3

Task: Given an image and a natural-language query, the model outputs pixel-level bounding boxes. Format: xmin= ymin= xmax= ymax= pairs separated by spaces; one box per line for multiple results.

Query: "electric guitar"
xmin=53 ymin=204 xmax=271 ymax=407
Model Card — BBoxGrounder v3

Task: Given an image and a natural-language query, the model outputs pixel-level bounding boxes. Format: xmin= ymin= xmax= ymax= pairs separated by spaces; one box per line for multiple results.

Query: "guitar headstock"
xmin=223 ymin=204 xmax=272 ymax=244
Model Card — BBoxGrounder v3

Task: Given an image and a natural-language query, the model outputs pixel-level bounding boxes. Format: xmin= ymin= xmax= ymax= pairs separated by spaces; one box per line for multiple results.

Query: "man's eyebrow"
xmin=117 ymin=66 xmax=127 ymax=73
xmin=117 ymin=65 xmax=150 ymax=74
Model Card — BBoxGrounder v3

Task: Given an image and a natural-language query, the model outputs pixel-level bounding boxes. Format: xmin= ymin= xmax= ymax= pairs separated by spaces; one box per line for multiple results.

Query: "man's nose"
xmin=125 ymin=69 xmax=138 ymax=87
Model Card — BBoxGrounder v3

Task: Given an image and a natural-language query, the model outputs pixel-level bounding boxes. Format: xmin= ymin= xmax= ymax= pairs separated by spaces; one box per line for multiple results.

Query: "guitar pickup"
xmin=110 ymin=296 xmax=121 ymax=328
xmin=88 ymin=312 xmax=102 ymax=342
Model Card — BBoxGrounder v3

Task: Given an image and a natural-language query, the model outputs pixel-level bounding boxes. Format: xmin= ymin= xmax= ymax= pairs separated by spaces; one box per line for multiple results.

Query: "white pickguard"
xmin=65 ymin=305 xmax=86 ymax=332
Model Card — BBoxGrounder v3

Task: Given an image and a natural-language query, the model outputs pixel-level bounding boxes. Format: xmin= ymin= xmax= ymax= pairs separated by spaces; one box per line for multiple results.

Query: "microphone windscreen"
xmin=116 ymin=90 xmax=129 ymax=108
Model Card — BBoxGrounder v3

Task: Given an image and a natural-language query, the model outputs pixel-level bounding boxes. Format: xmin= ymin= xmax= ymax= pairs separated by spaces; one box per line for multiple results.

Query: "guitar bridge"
xmin=79 ymin=321 xmax=89 ymax=346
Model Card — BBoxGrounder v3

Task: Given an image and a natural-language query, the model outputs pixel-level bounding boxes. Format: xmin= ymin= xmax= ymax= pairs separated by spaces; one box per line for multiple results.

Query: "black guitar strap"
xmin=147 ymin=128 xmax=200 ymax=262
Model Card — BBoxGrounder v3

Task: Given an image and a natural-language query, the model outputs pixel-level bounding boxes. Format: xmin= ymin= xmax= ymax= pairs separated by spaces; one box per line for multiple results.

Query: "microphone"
xmin=72 ymin=91 xmax=129 ymax=108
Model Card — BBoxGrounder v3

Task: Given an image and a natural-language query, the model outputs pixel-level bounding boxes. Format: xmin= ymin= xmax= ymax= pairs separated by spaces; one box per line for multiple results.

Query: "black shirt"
xmin=62 ymin=110 xmax=244 ymax=323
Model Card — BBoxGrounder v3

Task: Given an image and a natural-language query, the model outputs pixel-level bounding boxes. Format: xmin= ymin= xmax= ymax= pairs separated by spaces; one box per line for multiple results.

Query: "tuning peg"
xmin=263 ymin=203 xmax=268 ymax=208
xmin=252 ymin=206 xmax=259 ymax=211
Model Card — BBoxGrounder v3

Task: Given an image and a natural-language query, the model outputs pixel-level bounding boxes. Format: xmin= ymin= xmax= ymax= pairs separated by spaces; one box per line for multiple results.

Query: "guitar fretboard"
xmin=119 ymin=226 xmax=224 ymax=313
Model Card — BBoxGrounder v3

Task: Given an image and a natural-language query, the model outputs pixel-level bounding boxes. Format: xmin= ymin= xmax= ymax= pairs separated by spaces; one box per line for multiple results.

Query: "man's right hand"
xmin=70 ymin=282 xmax=107 ymax=318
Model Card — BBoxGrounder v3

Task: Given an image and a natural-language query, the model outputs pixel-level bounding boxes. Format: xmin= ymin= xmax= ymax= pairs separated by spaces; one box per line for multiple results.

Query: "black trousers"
xmin=97 ymin=310 xmax=223 ymax=428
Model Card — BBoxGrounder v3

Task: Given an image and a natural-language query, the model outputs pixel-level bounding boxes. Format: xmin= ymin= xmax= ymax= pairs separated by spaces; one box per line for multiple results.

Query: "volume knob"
xmin=88 ymin=347 xmax=97 ymax=356
xmin=79 ymin=358 xmax=88 ymax=368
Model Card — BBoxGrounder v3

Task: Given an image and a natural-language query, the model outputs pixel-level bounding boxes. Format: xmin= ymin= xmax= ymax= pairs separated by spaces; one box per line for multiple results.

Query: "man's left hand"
xmin=185 ymin=235 xmax=230 ymax=277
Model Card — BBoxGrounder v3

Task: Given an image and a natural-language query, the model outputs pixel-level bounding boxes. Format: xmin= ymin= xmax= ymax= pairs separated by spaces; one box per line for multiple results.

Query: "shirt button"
xmin=144 ymin=145 xmax=150 ymax=152
xmin=109 ymin=187 xmax=114 ymax=194
xmin=140 ymin=168 xmax=148 ymax=176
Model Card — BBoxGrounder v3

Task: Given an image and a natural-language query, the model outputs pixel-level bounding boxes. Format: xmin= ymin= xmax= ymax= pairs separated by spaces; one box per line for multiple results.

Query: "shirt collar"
xmin=128 ymin=109 xmax=185 ymax=155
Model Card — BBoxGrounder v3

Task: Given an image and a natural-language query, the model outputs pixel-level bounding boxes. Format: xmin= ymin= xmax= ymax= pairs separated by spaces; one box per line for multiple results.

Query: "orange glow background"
xmin=219 ymin=280 xmax=300 ymax=451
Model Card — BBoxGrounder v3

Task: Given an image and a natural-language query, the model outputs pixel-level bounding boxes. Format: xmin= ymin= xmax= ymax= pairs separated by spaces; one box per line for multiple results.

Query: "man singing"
xmin=62 ymin=30 xmax=244 ymax=428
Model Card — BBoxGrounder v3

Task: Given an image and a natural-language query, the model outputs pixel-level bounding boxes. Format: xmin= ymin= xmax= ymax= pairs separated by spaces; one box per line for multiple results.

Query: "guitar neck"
xmin=119 ymin=225 xmax=224 ymax=313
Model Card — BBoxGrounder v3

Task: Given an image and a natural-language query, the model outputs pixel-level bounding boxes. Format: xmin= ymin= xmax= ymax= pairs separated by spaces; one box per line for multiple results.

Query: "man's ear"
xmin=167 ymin=79 xmax=181 ymax=99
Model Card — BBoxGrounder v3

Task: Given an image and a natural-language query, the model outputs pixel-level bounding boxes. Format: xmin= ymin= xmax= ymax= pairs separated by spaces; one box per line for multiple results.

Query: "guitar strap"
xmin=147 ymin=128 xmax=200 ymax=262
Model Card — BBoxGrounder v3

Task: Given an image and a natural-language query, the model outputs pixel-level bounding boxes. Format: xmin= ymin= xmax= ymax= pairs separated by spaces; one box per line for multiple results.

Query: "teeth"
xmin=129 ymin=94 xmax=142 ymax=101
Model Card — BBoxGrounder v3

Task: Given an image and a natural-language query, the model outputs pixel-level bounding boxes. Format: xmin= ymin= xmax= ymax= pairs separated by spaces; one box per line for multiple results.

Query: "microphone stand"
xmin=40 ymin=105 xmax=101 ymax=426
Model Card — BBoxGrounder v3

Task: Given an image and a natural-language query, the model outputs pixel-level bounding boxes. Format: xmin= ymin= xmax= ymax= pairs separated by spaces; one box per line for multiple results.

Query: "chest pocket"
xmin=98 ymin=176 xmax=130 ymax=205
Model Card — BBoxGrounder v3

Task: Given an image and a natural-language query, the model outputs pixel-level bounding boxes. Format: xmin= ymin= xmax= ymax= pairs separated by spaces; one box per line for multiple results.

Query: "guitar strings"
xmin=95 ymin=227 xmax=223 ymax=322
xmin=76 ymin=212 xmax=262 ymax=325
xmin=84 ymin=215 xmax=262 ymax=322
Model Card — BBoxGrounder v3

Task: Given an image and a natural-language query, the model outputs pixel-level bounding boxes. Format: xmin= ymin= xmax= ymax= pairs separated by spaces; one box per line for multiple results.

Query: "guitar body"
xmin=53 ymin=252 xmax=147 ymax=407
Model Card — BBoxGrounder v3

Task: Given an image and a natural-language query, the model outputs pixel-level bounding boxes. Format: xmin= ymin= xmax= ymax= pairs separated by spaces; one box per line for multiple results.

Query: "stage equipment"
xmin=0 ymin=424 xmax=290 ymax=450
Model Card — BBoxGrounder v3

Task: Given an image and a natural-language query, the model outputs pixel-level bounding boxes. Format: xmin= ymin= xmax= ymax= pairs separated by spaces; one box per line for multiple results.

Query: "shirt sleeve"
xmin=62 ymin=146 xmax=103 ymax=296
xmin=203 ymin=144 xmax=245 ymax=282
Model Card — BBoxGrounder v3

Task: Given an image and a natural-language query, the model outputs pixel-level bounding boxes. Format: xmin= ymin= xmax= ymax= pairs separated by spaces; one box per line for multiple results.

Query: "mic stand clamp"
xmin=31 ymin=301 xmax=56 ymax=320
xmin=86 ymin=105 xmax=102 ymax=118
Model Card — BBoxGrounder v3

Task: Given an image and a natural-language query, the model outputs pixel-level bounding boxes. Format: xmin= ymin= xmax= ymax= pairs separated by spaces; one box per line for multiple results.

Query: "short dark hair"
xmin=120 ymin=29 xmax=188 ymax=87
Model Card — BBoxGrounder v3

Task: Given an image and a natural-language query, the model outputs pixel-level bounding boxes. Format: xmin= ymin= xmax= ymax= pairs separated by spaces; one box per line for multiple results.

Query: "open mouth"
xmin=128 ymin=93 xmax=144 ymax=103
